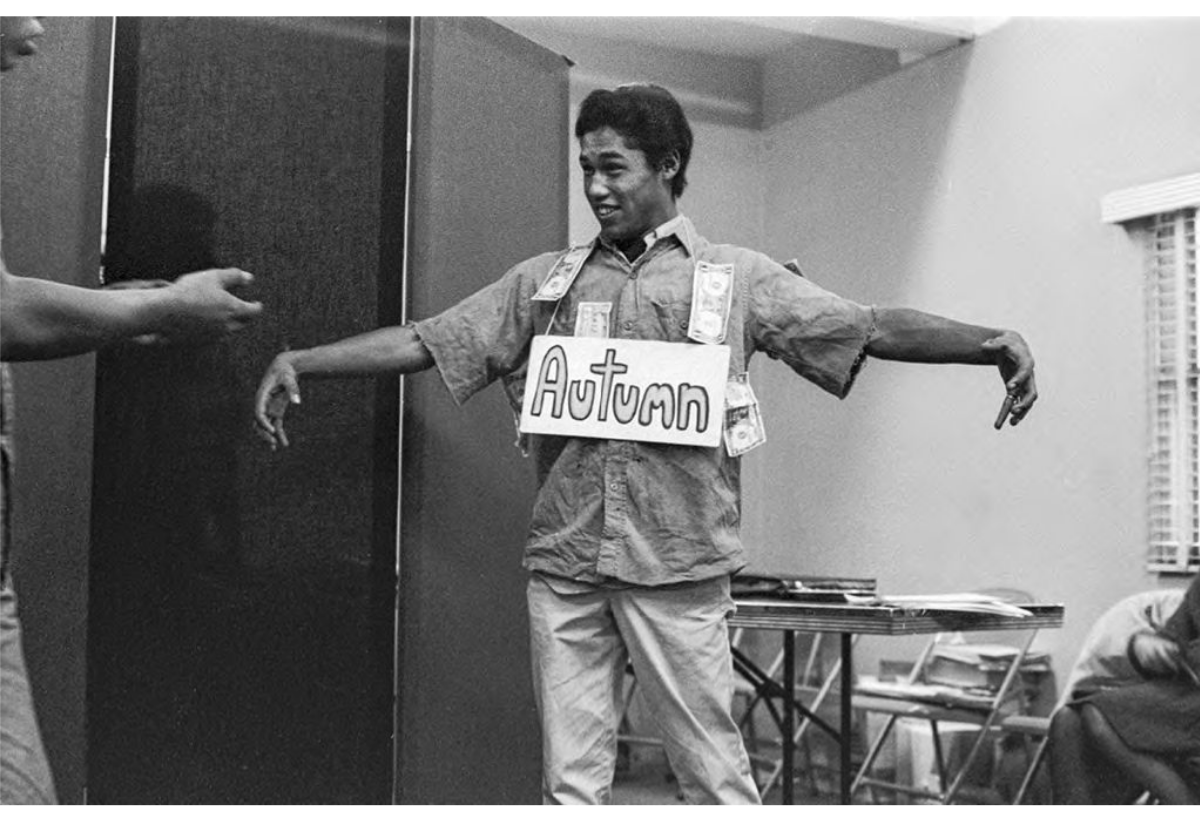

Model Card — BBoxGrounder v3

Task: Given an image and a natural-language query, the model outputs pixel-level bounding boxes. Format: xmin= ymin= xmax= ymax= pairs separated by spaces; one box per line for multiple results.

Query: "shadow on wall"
xmin=96 ymin=182 xmax=246 ymax=583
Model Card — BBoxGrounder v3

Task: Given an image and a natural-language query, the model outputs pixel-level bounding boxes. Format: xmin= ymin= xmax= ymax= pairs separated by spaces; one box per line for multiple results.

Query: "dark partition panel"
xmin=88 ymin=17 xmax=408 ymax=803
xmin=397 ymin=18 xmax=569 ymax=804
xmin=0 ymin=17 xmax=113 ymax=804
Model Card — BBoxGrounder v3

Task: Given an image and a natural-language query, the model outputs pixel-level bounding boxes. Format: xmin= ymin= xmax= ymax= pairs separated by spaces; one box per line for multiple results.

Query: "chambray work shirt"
xmin=414 ymin=216 xmax=874 ymax=586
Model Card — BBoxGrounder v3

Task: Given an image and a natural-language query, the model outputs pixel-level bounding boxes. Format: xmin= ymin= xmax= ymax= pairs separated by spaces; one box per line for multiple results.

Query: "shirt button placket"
xmin=598 ymin=443 xmax=627 ymax=576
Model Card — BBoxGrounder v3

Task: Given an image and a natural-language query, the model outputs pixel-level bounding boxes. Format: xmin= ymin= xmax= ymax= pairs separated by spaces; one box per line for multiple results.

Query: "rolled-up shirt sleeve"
xmin=747 ymin=255 xmax=875 ymax=399
xmin=413 ymin=253 xmax=553 ymax=406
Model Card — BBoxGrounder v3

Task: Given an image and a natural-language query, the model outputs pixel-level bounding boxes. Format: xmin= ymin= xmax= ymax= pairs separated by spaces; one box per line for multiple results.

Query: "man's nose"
xmin=586 ymin=174 xmax=607 ymax=200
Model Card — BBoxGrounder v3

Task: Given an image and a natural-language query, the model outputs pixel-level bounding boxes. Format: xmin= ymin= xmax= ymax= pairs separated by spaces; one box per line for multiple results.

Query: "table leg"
xmin=840 ymin=632 xmax=852 ymax=804
xmin=782 ymin=629 xmax=795 ymax=805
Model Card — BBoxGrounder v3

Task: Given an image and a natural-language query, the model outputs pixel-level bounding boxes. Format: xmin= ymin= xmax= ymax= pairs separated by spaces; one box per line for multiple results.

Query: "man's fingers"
xmin=254 ymin=403 xmax=274 ymax=434
xmin=214 ymin=267 xmax=254 ymax=288
xmin=255 ymin=385 xmax=287 ymax=431
xmin=228 ymin=300 xmax=264 ymax=330
xmin=253 ymin=424 xmax=278 ymax=451
xmin=282 ymin=373 xmax=301 ymax=405
xmin=236 ymin=299 xmax=264 ymax=317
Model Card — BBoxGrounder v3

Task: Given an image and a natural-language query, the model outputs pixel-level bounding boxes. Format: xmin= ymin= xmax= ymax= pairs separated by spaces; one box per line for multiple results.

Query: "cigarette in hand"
xmin=994 ymin=394 xmax=1015 ymax=430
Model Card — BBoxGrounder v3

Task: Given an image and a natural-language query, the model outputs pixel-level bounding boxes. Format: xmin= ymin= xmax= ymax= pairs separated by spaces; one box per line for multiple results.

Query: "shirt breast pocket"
xmin=648 ymin=297 xmax=692 ymax=342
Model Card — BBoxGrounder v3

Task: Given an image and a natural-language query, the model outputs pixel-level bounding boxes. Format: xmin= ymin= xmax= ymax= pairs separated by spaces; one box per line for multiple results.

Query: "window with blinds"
xmin=1143 ymin=208 xmax=1198 ymax=572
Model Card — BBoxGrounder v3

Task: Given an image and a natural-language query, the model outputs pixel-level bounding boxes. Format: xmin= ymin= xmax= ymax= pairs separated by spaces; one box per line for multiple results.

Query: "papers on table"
xmin=731 ymin=573 xmax=877 ymax=603
xmin=844 ymin=593 xmax=1032 ymax=618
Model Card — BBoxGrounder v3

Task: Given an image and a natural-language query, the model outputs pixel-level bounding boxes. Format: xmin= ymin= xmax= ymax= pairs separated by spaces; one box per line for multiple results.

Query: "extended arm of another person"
xmin=865 ymin=307 xmax=1038 ymax=428
xmin=253 ymin=324 xmax=435 ymax=450
xmin=0 ymin=265 xmax=262 ymax=361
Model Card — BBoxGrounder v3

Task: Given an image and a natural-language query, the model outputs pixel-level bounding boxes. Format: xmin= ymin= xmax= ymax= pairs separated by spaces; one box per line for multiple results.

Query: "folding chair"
xmin=850 ymin=600 xmax=1046 ymax=804
xmin=732 ymin=631 xmax=857 ymax=799
xmin=997 ymin=713 xmax=1050 ymax=804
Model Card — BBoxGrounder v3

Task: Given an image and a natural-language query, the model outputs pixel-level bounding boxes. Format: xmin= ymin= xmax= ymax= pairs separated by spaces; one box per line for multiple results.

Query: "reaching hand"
xmin=982 ymin=331 xmax=1038 ymax=429
xmin=254 ymin=353 xmax=301 ymax=450
xmin=158 ymin=268 xmax=263 ymax=342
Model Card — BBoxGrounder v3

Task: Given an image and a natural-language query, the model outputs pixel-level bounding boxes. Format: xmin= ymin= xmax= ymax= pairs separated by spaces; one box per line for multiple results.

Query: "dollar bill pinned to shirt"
xmin=533 ymin=244 xmax=592 ymax=302
xmin=724 ymin=373 xmax=765 ymax=457
xmin=688 ymin=261 xmax=734 ymax=345
xmin=574 ymin=302 xmax=612 ymax=338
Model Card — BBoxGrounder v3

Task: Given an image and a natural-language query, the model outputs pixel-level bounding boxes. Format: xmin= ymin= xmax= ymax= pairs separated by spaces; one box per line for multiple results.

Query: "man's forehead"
xmin=579 ymin=128 xmax=641 ymax=159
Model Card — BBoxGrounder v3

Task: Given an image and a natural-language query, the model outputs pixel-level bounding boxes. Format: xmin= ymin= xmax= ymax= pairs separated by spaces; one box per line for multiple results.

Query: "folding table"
xmin=727 ymin=598 xmax=1064 ymax=804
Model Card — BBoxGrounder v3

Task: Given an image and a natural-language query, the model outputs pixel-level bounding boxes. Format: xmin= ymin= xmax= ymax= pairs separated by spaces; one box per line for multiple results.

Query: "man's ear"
xmin=658 ymin=151 xmax=680 ymax=181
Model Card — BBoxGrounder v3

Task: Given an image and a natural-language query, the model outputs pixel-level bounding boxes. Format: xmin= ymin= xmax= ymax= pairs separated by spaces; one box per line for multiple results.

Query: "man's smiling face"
xmin=578 ymin=127 xmax=677 ymax=252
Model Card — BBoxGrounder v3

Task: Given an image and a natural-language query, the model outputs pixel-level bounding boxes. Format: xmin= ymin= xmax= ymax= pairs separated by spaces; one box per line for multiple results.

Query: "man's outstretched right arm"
xmin=254 ymin=324 xmax=434 ymax=450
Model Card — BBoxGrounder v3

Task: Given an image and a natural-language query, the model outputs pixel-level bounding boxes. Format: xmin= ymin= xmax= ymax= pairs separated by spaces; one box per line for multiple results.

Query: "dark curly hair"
xmin=574 ymin=83 xmax=693 ymax=199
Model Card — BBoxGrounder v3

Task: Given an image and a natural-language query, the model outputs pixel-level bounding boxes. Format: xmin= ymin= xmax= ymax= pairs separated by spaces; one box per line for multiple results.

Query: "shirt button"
xmin=680 ymin=320 xmax=688 ymax=329
xmin=623 ymin=321 xmax=633 ymax=331
xmin=610 ymin=482 xmax=619 ymax=491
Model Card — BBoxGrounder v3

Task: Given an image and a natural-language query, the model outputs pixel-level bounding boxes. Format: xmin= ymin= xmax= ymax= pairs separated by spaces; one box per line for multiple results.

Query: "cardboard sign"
xmin=519 ymin=336 xmax=730 ymax=447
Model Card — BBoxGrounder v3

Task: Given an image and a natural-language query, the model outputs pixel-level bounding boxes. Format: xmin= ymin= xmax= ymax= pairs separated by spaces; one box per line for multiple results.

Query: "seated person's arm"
xmin=1127 ymin=630 xmax=1183 ymax=678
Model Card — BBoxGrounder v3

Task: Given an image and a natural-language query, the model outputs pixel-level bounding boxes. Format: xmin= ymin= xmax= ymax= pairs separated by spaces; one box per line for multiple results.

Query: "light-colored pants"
xmin=1 ymin=578 xmax=57 ymax=805
xmin=527 ymin=573 xmax=760 ymax=805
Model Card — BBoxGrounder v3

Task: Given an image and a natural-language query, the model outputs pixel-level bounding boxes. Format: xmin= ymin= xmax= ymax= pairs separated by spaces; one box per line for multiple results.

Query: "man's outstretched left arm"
xmin=865 ymin=307 xmax=1037 ymax=428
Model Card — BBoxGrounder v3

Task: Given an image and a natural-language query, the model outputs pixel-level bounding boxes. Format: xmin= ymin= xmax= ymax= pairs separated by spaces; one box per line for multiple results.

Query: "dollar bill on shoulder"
xmin=534 ymin=245 xmax=591 ymax=302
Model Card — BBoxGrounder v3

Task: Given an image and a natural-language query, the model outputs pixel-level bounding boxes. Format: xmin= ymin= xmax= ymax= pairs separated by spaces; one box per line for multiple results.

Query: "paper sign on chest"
xmin=519 ymin=336 xmax=730 ymax=447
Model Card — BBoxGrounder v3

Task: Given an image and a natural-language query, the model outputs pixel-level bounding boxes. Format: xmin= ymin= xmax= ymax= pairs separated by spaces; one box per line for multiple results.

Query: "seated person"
xmin=1050 ymin=579 xmax=1200 ymax=804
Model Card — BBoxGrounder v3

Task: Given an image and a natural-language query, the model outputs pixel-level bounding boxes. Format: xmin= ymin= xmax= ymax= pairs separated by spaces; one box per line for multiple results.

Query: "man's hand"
xmin=254 ymin=353 xmax=301 ymax=450
xmin=1130 ymin=632 xmax=1182 ymax=677
xmin=156 ymin=268 xmax=263 ymax=342
xmin=982 ymin=331 xmax=1037 ymax=429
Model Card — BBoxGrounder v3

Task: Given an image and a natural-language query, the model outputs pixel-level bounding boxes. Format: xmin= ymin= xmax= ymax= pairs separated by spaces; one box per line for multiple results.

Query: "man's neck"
xmin=617 ymin=235 xmax=648 ymax=262
xmin=617 ymin=210 xmax=681 ymax=262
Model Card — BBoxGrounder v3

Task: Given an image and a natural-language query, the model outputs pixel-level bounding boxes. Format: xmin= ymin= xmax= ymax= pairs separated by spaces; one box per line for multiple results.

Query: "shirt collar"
xmin=643 ymin=214 xmax=695 ymax=257
xmin=597 ymin=213 xmax=696 ymax=259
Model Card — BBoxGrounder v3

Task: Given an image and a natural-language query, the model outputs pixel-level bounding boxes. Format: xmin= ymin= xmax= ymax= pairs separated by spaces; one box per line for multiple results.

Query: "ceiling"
xmin=492 ymin=16 xmax=1009 ymax=127
xmin=494 ymin=16 xmax=1007 ymax=63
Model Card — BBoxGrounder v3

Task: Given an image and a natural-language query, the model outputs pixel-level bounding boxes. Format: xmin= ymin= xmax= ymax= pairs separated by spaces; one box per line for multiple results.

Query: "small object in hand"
xmin=994 ymin=394 xmax=1015 ymax=430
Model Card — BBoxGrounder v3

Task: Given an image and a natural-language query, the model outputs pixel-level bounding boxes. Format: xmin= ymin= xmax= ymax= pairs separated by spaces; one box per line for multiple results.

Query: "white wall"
xmin=501 ymin=16 xmax=1200 ymax=686
xmin=746 ymin=17 xmax=1200 ymax=681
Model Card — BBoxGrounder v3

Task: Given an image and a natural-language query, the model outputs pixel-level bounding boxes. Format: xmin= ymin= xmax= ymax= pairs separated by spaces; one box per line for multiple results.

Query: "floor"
xmin=611 ymin=744 xmax=841 ymax=806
